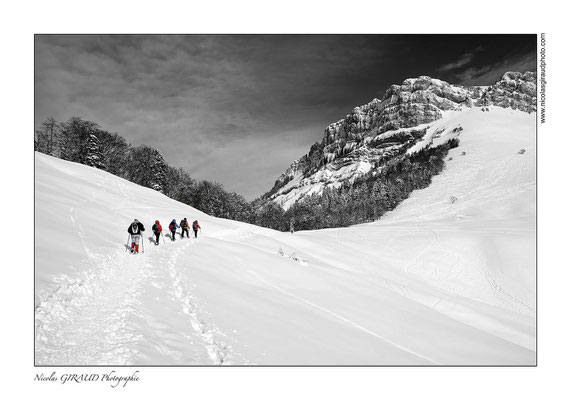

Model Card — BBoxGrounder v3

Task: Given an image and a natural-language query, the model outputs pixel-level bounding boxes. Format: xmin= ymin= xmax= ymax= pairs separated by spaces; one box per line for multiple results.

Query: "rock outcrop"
xmin=263 ymin=71 xmax=536 ymax=208
xmin=478 ymin=71 xmax=536 ymax=113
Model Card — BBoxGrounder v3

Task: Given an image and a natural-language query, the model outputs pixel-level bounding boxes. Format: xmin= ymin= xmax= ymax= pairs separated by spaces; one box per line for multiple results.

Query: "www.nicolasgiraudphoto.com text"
xmin=540 ymin=33 xmax=546 ymax=123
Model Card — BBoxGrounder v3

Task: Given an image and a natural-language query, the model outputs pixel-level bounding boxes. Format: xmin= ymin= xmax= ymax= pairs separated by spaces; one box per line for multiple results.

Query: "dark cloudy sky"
xmin=35 ymin=35 xmax=536 ymax=199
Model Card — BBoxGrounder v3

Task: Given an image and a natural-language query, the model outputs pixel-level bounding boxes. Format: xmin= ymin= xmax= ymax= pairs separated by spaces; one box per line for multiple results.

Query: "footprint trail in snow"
xmin=35 ymin=238 xmax=235 ymax=365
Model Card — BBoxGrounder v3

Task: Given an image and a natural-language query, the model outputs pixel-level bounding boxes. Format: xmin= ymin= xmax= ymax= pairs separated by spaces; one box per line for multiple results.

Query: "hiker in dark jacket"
xmin=127 ymin=219 xmax=145 ymax=253
xmin=168 ymin=219 xmax=179 ymax=241
xmin=180 ymin=218 xmax=190 ymax=238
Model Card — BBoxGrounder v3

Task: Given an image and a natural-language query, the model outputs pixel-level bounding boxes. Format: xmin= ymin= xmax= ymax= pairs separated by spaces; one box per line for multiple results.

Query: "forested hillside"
xmin=34 ymin=116 xmax=254 ymax=222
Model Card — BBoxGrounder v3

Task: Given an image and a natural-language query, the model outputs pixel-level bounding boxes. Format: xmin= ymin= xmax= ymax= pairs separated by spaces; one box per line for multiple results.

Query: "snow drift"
xmin=34 ymin=106 xmax=535 ymax=365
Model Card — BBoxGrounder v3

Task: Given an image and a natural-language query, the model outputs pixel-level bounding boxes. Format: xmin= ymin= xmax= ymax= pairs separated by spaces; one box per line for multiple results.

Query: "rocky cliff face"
xmin=263 ymin=71 xmax=536 ymax=208
xmin=478 ymin=71 xmax=537 ymax=113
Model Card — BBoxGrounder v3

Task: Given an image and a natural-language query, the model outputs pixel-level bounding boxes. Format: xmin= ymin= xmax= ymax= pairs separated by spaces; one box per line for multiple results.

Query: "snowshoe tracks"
xmin=166 ymin=242 xmax=232 ymax=365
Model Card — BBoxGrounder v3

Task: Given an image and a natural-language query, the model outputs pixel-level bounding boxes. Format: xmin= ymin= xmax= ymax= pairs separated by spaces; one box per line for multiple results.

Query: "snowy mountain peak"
xmin=479 ymin=71 xmax=537 ymax=113
xmin=262 ymin=72 xmax=536 ymax=209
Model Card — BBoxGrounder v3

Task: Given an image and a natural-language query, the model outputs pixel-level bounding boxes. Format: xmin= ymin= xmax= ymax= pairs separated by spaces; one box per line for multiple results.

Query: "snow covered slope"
xmin=265 ymin=72 xmax=536 ymax=209
xmin=35 ymin=107 xmax=535 ymax=365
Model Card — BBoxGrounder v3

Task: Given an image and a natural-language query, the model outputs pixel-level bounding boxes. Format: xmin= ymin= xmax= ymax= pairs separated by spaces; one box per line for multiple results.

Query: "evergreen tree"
xmin=85 ymin=134 xmax=106 ymax=170
xmin=59 ymin=117 xmax=100 ymax=164
xmin=34 ymin=127 xmax=47 ymax=154
xmin=45 ymin=117 xmax=60 ymax=157
xmin=150 ymin=151 xmax=167 ymax=194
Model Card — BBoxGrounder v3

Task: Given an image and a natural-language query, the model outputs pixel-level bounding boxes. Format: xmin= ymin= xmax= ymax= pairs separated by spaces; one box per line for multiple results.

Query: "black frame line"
xmin=33 ymin=33 xmax=539 ymax=368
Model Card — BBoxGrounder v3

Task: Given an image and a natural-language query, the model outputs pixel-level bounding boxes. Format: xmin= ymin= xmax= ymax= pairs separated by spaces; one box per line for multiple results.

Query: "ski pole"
xmin=141 ymin=234 xmax=145 ymax=253
xmin=126 ymin=234 xmax=131 ymax=252
xmin=161 ymin=231 xmax=165 ymax=244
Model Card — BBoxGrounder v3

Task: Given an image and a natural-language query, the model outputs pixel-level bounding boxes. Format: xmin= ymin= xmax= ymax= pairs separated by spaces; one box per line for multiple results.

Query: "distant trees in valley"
xmin=35 ymin=116 xmax=251 ymax=222
xmin=252 ymin=138 xmax=459 ymax=231
xmin=35 ymin=116 xmax=458 ymax=231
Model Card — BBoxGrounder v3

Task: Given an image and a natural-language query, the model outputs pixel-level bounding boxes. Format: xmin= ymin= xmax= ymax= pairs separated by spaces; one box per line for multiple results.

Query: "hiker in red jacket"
xmin=152 ymin=220 xmax=162 ymax=245
xmin=192 ymin=220 xmax=201 ymax=238
xmin=180 ymin=218 xmax=190 ymax=238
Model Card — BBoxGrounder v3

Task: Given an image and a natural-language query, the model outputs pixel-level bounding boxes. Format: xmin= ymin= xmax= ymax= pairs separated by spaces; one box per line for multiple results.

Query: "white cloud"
xmin=437 ymin=46 xmax=485 ymax=72
xmin=455 ymin=51 xmax=536 ymax=85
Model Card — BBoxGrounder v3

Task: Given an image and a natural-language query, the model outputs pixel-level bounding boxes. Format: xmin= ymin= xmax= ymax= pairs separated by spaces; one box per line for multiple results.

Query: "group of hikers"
xmin=127 ymin=218 xmax=201 ymax=254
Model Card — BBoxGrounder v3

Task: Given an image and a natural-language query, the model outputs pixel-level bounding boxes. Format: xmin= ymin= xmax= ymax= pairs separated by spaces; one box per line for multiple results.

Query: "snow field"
xmin=35 ymin=106 xmax=535 ymax=364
